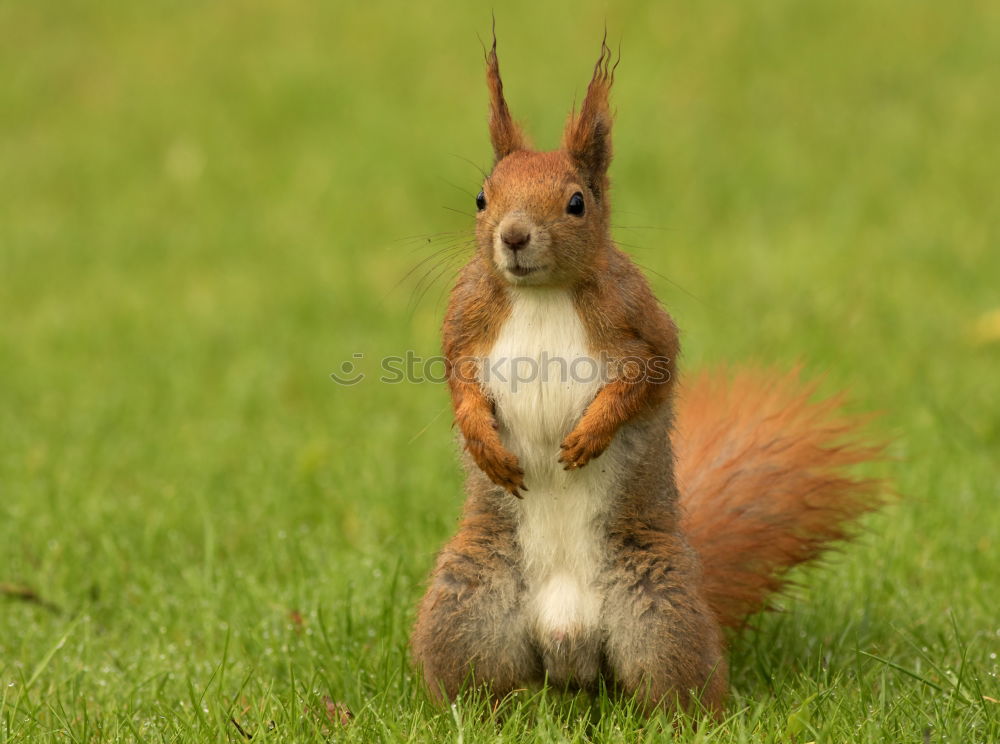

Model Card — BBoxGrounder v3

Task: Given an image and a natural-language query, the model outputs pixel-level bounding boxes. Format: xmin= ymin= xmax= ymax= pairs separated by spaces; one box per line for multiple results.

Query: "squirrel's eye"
xmin=566 ymin=192 xmax=585 ymax=217
xmin=476 ymin=190 xmax=487 ymax=212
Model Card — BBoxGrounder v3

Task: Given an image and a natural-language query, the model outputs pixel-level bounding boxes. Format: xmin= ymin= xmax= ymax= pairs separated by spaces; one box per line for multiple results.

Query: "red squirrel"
xmin=410 ymin=37 xmax=884 ymax=715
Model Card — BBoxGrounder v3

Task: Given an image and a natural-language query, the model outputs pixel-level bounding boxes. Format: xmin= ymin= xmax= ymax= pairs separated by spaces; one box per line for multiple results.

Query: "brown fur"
xmin=410 ymin=35 xmax=885 ymax=716
xmin=563 ymin=37 xmax=616 ymax=209
xmin=674 ymin=369 xmax=885 ymax=629
xmin=442 ymin=263 xmax=523 ymax=492
xmin=486 ymin=37 xmax=529 ymax=162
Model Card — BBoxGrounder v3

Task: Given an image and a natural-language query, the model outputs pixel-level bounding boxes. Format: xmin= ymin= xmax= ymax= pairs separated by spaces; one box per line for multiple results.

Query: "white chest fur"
xmin=482 ymin=289 xmax=622 ymax=649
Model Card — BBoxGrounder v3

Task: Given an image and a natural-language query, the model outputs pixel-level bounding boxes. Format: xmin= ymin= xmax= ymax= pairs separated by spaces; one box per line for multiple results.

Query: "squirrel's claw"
xmin=466 ymin=436 xmax=527 ymax=495
xmin=558 ymin=428 xmax=609 ymax=470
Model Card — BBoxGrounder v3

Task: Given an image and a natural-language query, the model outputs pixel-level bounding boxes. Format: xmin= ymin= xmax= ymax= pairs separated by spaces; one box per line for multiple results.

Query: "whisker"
xmin=406 ymin=241 xmax=473 ymax=291
xmin=612 ymin=224 xmax=676 ymax=233
xmin=404 ymin=233 xmax=476 ymax=256
xmin=449 ymin=153 xmax=491 ymax=185
xmin=442 ymin=205 xmax=476 ymax=219
xmin=431 ymin=263 xmax=467 ymax=316
xmin=408 ymin=252 xmax=468 ymax=315
xmin=439 ymin=177 xmax=478 ymax=199
xmin=613 ymin=239 xmax=649 ymax=252
xmin=393 ymin=230 xmax=470 ymax=246
xmin=630 ymin=259 xmax=703 ymax=305
xmin=395 ymin=242 xmax=474 ymax=292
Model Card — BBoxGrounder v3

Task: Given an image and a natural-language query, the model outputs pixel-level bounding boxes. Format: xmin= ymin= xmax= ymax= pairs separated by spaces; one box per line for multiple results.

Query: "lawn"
xmin=2 ymin=0 xmax=998 ymax=741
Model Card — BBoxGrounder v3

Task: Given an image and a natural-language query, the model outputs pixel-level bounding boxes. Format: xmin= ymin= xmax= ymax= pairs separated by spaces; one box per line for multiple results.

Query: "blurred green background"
xmin=2 ymin=0 xmax=998 ymax=741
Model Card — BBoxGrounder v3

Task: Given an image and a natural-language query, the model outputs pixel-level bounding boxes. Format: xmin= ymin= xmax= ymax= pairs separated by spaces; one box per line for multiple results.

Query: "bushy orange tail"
xmin=674 ymin=369 xmax=886 ymax=629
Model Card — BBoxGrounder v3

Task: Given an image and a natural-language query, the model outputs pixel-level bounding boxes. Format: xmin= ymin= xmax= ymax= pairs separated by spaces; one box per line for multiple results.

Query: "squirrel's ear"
xmin=486 ymin=37 xmax=529 ymax=162
xmin=563 ymin=37 xmax=617 ymax=200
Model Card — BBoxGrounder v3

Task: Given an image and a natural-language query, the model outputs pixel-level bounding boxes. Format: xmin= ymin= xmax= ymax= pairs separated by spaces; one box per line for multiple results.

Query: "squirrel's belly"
xmin=482 ymin=288 xmax=622 ymax=684
xmin=514 ymin=471 xmax=615 ymax=685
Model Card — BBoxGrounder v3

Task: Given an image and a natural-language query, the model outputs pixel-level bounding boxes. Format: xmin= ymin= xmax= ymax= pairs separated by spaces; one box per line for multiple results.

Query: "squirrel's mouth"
xmin=506 ymin=264 xmax=538 ymax=278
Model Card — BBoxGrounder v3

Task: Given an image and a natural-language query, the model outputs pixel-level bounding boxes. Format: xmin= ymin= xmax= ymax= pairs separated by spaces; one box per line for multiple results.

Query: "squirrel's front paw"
xmin=466 ymin=438 xmax=527 ymax=497
xmin=559 ymin=427 xmax=612 ymax=470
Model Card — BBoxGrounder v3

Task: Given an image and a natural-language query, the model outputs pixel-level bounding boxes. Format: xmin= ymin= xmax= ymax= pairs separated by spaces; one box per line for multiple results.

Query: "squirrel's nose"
xmin=501 ymin=224 xmax=531 ymax=252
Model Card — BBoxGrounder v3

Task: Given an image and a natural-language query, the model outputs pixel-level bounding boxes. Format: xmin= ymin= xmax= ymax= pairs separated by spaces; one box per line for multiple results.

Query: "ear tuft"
xmin=563 ymin=34 xmax=619 ymax=201
xmin=486 ymin=28 xmax=529 ymax=163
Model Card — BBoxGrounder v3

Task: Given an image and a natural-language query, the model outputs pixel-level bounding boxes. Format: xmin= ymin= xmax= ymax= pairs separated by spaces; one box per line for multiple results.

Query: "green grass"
xmin=2 ymin=0 xmax=999 ymax=741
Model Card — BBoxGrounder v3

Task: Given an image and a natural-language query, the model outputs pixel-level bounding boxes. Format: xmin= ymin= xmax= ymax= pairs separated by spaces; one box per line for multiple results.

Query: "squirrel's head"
xmin=475 ymin=37 xmax=617 ymax=288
